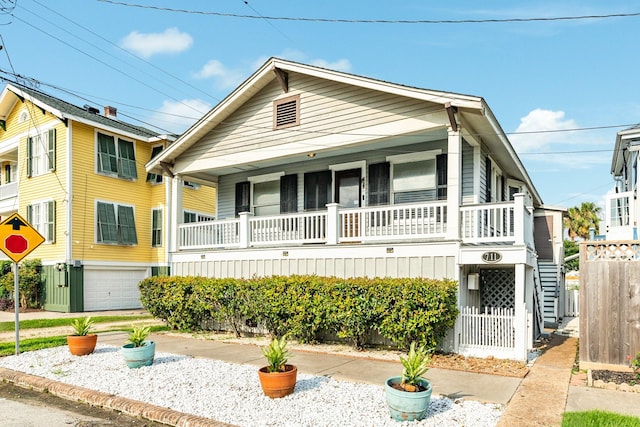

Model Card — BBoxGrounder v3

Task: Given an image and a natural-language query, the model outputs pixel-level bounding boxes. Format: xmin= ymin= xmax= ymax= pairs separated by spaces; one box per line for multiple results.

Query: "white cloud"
xmin=150 ymin=99 xmax=212 ymax=134
xmin=193 ymin=60 xmax=246 ymax=90
xmin=510 ymin=109 xmax=578 ymax=152
xmin=120 ymin=27 xmax=193 ymax=59
xmin=196 ymin=52 xmax=352 ymax=91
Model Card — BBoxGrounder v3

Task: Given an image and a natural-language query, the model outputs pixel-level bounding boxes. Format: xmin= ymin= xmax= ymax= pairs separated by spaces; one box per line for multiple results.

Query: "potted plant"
xmin=257 ymin=336 xmax=297 ymax=398
xmin=66 ymin=316 xmax=97 ymax=356
xmin=385 ymin=342 xmax=433 ymax=421
xmin=121 ymin=325 xmax=155 ymax=368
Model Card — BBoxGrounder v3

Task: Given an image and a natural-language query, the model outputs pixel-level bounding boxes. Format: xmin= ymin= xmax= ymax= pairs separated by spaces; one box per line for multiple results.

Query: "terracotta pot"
xmin=66 ymin=334 xmax=98 ymax=356
xmin=258 ymin=364 xmax=297 ymax=398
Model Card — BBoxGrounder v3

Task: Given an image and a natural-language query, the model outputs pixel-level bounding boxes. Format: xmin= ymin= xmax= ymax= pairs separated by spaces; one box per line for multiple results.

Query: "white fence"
xmin=458 ymin=306 xmax=523 ymax=360
xmin=565 ymin=287 xmax=579 ymax=317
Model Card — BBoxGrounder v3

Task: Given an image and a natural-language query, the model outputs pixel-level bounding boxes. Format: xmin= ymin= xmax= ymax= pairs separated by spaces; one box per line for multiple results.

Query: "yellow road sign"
xmin=0 ymin=213 xmax=45 ymax=263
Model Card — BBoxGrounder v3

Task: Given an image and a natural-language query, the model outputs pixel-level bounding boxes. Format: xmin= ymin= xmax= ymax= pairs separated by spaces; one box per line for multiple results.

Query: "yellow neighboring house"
xmin=0 ymin=83 xmax=216 ymax=312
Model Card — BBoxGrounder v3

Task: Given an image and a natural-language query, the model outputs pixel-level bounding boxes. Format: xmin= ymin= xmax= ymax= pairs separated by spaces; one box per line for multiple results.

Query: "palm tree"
xmin=564 ymin=202 xmax=601 ymax=241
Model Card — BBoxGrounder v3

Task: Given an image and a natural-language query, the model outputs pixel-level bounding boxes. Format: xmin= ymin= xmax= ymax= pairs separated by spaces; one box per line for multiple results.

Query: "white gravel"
xmin=0 ymin=345 xmax=503 ymax=426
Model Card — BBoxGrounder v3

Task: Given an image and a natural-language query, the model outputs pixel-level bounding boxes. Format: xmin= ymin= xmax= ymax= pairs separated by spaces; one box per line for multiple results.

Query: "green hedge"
xmin=138 ymin=275 xmax=458 ymax=351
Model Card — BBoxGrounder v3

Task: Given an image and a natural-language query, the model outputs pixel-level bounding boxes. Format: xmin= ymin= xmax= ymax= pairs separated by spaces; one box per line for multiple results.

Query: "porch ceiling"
xmin=176 ymin=127 xmax=449 ymax=183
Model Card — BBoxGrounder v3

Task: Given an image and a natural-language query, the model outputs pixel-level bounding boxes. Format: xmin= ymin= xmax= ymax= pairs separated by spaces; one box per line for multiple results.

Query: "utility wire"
xmin=96 ymin=1 xmax=640 ymax=25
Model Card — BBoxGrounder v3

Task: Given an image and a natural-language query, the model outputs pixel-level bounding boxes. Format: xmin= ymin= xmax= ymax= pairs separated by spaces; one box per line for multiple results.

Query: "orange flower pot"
xmin=66 ymin=334 xmax=98 ymax=356
xmin=258 ymin=364 xmax=297 ymax=398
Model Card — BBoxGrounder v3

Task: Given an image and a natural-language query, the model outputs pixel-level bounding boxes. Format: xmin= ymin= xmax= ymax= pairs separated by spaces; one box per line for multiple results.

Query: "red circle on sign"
xmin=5 ymin=235 xmax=27 ymax=254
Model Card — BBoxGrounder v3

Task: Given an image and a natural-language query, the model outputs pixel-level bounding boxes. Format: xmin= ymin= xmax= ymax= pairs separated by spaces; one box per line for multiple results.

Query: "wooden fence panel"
xmin=580 ymin=241 xmax=640 ymax=368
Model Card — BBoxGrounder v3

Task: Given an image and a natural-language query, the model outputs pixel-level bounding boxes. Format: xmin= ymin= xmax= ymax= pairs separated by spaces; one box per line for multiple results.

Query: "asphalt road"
xmin=0 ymin=381 xmax=169 ymax=427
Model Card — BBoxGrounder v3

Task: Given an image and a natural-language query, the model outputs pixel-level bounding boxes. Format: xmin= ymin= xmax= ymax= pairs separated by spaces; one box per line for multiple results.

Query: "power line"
xmin=96 ymin=1 xmax=640 ymax=25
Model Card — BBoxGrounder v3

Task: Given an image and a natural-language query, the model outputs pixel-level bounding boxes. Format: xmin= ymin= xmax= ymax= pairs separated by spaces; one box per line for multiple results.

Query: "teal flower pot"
xmin=122 ymin=341 xmax=155 ymax=369
xmin=385 ymin=376 xmax=432 ymax=421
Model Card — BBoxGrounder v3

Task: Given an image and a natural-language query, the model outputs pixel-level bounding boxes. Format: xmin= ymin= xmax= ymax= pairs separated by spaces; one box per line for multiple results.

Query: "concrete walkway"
xmin=498 ymin=335 xmax=577 ymax=426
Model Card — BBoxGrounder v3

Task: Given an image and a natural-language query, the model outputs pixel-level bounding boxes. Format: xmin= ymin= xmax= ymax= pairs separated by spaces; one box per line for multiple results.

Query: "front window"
xmin=27 ymin=200 xmax=55 ymax=243
xmin=610 ymin=196 xmax=630 ymax=227
xmin=27 ymin=129 xmax=56 ymax=177
xmin=388 ymin=150 xmax=439 ymax=204
xmin=97 ymin=201 xmax=138 ymax=245
xmin=253 ymin=180 xmax=280 ymax=216
xmin=97 ymin=132 xmax=137 ymax=179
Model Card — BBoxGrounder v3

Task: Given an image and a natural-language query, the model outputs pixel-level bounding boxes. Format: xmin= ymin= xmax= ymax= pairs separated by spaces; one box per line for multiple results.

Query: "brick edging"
xmin=0 ymin=367 xmax=235 ymax=427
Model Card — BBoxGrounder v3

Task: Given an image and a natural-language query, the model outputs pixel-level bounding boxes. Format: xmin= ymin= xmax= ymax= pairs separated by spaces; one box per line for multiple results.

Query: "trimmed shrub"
xmin=138 ymin=274 xmax=459 ymax=350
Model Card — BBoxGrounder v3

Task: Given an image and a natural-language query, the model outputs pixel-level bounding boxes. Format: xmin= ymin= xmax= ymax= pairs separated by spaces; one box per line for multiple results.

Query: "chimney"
xmin=104 ymin=105 xmax=117 ymax=119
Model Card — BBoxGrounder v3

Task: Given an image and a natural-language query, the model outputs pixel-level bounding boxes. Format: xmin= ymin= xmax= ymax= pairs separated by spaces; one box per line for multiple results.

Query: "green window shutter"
xmin=98 ymin=133 xmax=118 ymax=174
xmin=26 ymin=204 xmax=32 ymax=224
xmin=436 ymin=154 xmax=447 ymax=200
xmin=235 ymin=181 xmax=250 ymax=217
xmin=47 ymin=200 xmax=56 ymax=243
xmin=118 ymin=205 xmax=138 ymax=245
xmin=27 ymin=137 xmax=33 ymax=178
xmin=118 ymin=139 xmax=137 ymax=179
xmin=48 ymin=129 xmax=56 ymax=172
xmin=368 ymin=162 xmax=390 ymax=206
xmin=97 ymin=202 xmax=118 ymax=243
xmin=280 ymin=174 xmax=298 ymax=213
xmin=152 ymin=208 xmax=162 ymax=246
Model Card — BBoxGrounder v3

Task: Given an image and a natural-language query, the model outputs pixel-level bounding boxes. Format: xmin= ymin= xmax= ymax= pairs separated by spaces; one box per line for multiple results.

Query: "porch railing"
xmin=177 ymin=196 xmax=530 ymax=250
xmin=0 ymin=182 xmax=17 ymax=200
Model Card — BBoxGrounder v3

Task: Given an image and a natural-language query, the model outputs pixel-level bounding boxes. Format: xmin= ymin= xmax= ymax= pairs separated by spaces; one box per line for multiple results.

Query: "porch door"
xmin=335 ymin=168 xmax=361 ymax=238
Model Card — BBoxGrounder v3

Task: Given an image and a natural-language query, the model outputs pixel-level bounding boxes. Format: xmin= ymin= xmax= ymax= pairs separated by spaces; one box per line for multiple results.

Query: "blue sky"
xmin=1 ymin=0 xmax=638 ymax=210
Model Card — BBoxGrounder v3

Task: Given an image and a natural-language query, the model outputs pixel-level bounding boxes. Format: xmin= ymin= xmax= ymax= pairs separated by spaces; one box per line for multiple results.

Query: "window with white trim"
xmin=152 ymin=208 xmax=163 ymax=247
xmin=387 ymin=150 xmax=440 ymax=204
xmin=146 ymin=145 xmax=164 ymax=184
xmin=97 ymin=132 xmax=137 ymax=180
xmin=27 ymin=129 xmax=56 ymax=177
xmin=96 ymin=201 xmax=138 ymax=245
xmin=27 ymin=200 xmax=55 ymax=243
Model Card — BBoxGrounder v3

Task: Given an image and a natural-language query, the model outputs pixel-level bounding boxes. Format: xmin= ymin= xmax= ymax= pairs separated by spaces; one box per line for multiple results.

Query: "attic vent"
xmin=273 ymin=95 xmax=300 ymax=129
xmin=18 ymin=110 xmax=29 ymax=123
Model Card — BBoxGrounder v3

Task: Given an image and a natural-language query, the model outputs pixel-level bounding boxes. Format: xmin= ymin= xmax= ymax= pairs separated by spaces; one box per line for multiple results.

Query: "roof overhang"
xmin=611 ymin=126 xmax=640 ymax=176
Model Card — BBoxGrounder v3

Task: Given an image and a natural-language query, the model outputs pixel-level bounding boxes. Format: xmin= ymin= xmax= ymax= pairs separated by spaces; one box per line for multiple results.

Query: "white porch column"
xmin=326 ymin=203 xmax=339 ymax=245
xmin=513 ymin=193 xmax=525 ymax=245
xmin=446 ymin=130 xmax=462 ymax=240
xmin=239 ymin=212 xmax=252 ymax=248
xmin=514 ymin=263 xmax=528 ymax=361
xmin=170 ymin=176 xmax=183 ymax=253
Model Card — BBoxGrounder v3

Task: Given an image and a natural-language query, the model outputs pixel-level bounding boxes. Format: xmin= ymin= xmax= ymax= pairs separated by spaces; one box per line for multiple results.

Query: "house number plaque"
xmin=481 ymin=251 xmax=502 ymax=263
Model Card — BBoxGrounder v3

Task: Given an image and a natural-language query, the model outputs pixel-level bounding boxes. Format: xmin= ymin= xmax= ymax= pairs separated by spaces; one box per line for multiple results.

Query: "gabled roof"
xmin=0 ymin=83 xmax=165 ymax=142
xmin=611 ymin=124 xmax=640 ymax=176
xmin=148 ymin=56 xmax=542 ymax=205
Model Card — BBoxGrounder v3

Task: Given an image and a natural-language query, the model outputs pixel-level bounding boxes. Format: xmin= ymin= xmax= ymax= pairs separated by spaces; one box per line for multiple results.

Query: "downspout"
xmin=165 ymin=174 xmax=172 ymax=270
xmin=66 ymin=121 xmax=72 ymax=264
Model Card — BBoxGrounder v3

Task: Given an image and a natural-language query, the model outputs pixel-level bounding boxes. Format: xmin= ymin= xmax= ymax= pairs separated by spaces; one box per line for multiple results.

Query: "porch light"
xmin=307 ymin=153 xmax=316 ymax=158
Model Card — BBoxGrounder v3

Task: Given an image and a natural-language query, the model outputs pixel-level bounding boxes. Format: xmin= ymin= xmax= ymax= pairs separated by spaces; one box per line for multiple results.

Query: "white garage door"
xmin=84 ymin=268 xmax=147 ymax=311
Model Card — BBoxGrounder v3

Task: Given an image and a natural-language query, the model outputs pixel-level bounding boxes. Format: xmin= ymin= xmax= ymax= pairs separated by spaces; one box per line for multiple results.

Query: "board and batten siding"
xmin=181 ymin=72 xmax=444 ymax=167
xmin=172 ymin=249 xmax=457 ymax=281
xmin=579 ymin=242 xmax=640 ymax=369
xmin=216 ymin=140 xmax=447 ymax=219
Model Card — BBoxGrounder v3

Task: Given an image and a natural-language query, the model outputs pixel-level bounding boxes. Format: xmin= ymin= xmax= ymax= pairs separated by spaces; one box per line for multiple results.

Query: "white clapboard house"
xmin=147 ymin=58 xmax=565 ymax=360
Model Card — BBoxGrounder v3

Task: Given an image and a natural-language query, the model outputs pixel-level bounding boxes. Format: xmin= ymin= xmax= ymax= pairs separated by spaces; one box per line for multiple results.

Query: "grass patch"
xmin=0 ymin=325 xmax=169 ymax=356
xmin=0 ymin=315 xmax=154 ymax=332
xmin=563 ymin=410 xmax=640 ymax=427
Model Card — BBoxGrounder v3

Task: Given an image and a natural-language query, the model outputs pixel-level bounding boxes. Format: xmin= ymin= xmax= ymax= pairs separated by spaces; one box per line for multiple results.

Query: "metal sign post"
xmin=0 ymin=213 xmax=46 ymax=356
xmin=14 ymin=261 xmax=19 ymax=355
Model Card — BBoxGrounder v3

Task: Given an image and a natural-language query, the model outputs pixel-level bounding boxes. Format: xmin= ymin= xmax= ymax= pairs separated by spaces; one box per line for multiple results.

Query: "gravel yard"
xmin=0 ymin=344 xmax=504 ymax=427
